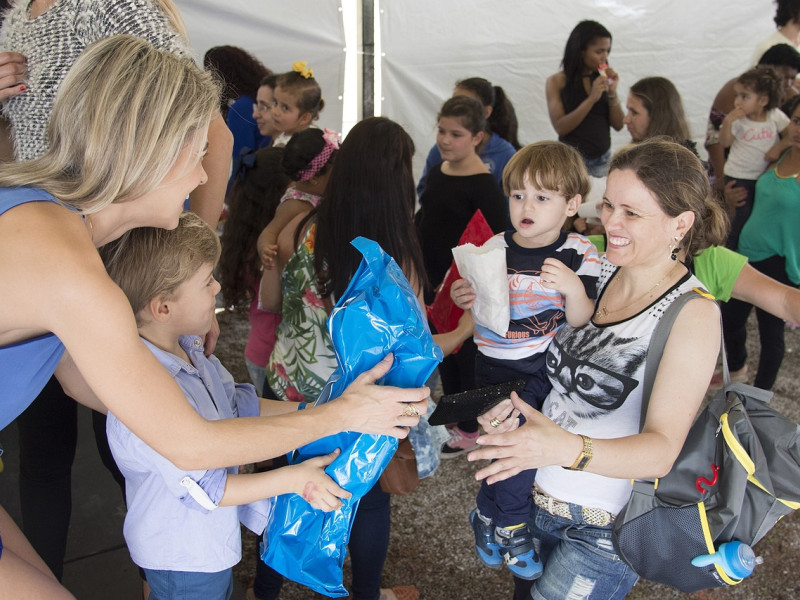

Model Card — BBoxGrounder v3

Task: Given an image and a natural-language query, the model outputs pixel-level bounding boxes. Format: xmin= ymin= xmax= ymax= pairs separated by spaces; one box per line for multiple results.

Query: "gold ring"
xmin=402 ymin=404 xmax=420 ymax=418
xmin=489 ymin=417 xmax=502 ymax=428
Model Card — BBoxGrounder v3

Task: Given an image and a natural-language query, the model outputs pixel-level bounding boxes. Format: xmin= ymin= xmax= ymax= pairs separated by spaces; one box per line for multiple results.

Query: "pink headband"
xmin=296 ymin=129 xmax=340 ymax=182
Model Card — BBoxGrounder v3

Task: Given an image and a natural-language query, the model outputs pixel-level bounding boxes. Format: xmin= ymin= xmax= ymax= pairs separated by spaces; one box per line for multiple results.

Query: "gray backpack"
xmin=611 ymin=289 xmax=800 ymax=592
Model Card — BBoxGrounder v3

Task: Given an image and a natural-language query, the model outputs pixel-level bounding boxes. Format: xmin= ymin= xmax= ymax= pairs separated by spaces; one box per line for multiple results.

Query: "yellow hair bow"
xmin=292 ymin=61 xmax=314 ymax=79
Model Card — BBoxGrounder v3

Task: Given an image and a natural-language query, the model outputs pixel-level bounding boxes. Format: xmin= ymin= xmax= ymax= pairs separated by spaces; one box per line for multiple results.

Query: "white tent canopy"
xmin=177 ymin=0 xmax=775 ymax=181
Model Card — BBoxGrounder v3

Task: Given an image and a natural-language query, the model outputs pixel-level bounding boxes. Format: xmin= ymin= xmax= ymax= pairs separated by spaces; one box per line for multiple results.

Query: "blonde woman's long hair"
xmin=0 ymin=34 xmax=220 ymax=214
xmin=155 ymin=0 xmax=189 ymax=40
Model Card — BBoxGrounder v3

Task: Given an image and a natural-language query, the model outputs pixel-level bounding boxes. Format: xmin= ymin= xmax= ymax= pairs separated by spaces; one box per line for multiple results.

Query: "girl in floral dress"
xmin=259 ymin=128 xmax=338 ymax=402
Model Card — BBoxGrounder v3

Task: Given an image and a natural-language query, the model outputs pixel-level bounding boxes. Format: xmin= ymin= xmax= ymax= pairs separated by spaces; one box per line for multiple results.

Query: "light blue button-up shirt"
xmin=106 ymin=335 xmax=272 ymax=572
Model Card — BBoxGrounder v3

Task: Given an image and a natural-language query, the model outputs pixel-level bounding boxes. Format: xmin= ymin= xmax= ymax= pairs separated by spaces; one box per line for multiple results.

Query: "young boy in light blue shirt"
xmin=101 ymin=212 xmax=348 ymax=600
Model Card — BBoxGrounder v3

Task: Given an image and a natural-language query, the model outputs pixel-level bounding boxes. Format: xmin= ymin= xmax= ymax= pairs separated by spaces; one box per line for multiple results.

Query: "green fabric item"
xmin=738 ymin=153 xmax=800 ymax=284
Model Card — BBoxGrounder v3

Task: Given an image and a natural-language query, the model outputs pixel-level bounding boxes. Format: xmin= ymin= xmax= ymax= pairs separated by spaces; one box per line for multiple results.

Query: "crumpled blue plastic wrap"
xmin=261 ymin=236 xmax=442 ymax=597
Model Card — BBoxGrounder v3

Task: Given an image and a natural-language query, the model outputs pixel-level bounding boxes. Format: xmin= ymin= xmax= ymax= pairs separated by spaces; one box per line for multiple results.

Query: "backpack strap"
xmin=639 ymin=287 xmax=713 ymax=431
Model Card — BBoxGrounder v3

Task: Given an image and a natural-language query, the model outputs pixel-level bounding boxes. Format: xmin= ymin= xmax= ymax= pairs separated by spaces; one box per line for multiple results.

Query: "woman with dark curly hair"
xmin=203 ymin=45 xmax=273 ymax=163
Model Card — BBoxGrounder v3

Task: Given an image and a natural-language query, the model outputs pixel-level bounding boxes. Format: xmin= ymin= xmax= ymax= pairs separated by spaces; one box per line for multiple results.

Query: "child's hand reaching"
xmin=257 ymin=226 xmax=279 ymax=269
xmin=450 ymin=277 xmax=477 ymax=310
xmin=289 ymin=449 xmax=352 ymax=512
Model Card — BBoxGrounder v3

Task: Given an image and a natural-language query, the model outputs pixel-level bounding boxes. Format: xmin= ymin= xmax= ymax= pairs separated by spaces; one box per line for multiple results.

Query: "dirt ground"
xmin=215 ymin=308 xmax=800 ymax=600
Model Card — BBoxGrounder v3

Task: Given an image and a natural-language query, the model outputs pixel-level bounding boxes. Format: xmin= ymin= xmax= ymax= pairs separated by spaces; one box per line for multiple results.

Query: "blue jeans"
xmin=582 ymin=149 xmax=611 ymax=178
xmin=245 ymin=357 xmax=279 ymax=399
xmin=513 ymin=502 xmax=638 ymax=600
xmin=245 ymin=358 xmax=267 ymax=397
xmin=144 ymin=568 xmax=233 ymax=600
xmin=349 ymin=483 xmax=391 ymax=600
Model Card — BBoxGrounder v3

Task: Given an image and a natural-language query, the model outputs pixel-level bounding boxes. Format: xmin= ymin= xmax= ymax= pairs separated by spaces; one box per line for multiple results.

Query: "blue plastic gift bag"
xmin=261 ymin=237 xmax=442 ymax=597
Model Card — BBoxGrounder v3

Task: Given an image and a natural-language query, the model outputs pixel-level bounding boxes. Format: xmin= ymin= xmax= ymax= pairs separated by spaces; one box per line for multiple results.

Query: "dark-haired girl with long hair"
xmin=203 ymin=45 xmax=272 ymax=163
xmin=545 ymin=20 xmax=624 ymax=177
xmin=256 ymin=127 xmax=338 ymax=269
xmin=261 ymin=116 xmax=472 ymax=600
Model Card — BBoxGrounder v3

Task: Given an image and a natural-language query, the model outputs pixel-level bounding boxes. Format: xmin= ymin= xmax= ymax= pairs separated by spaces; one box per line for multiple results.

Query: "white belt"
xmin=533 ymin=489 xmax=616 ymax=527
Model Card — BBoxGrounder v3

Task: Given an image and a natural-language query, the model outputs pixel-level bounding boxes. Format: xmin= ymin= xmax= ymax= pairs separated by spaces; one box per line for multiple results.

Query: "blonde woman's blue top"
xmin=0 ymin=187 xmax=66 ymax=430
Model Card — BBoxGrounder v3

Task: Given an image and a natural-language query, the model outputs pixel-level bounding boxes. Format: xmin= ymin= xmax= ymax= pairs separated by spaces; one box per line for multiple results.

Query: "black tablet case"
xmin=428 ymin=379 xmax=526 ymax=426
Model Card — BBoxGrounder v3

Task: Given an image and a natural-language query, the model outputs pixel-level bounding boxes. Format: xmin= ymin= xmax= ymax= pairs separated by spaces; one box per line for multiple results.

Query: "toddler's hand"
xmin=725 ymin=107 xmax=746 ymax=123
xmin=450 ymin=278 xmax=477 ymax=310
xmin=291 ymin=449 xmax=351 ymax=512
xmin=261 ymin=244 xmax=278 ymax=269
xmin=256 ymin=228 xmax=278 ymax=269
xmin=724 ymin=180 xmax=747 ymax=209
xmin=539 ymin=258 xmax=581 ymax=296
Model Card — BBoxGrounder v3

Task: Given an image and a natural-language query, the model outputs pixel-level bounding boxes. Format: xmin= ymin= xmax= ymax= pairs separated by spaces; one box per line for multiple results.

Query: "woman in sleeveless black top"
xmin=545 ymin=20 xmax=624 ymax=177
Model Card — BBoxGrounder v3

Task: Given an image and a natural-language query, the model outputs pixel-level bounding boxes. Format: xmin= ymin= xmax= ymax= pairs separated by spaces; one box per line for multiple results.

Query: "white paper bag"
xmin=451 ymin=243 xmax=509 ymax=336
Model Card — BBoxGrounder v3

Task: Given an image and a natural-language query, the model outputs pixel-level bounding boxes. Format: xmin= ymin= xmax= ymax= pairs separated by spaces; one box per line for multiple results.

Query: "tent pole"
xmin=361 ymin=0 xmax=374 ymax=118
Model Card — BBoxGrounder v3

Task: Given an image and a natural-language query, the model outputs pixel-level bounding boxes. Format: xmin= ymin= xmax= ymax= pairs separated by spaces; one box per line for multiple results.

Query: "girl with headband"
xmin=256 ymin=128 xmax=339 ymax=269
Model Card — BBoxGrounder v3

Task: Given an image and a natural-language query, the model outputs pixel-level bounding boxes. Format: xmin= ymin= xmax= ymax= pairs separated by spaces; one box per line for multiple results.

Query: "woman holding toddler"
xmin=469 ymin=139 xmax=728 ymax=600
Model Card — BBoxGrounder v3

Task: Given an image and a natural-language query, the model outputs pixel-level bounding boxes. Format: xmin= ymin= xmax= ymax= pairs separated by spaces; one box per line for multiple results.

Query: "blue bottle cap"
xmin=691 ymin=541 xmax=757 ymax=580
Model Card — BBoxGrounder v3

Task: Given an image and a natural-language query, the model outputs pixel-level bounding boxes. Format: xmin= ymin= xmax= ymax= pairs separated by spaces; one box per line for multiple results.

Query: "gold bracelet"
xmin=566 ymin=434 xmax=593 ymax=471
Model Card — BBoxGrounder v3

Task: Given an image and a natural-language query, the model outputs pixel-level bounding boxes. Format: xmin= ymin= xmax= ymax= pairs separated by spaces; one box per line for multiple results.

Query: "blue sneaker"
xmin=469 ymin=509 xmax=502 ymax=568
xmin=495 ymin=524 xmax=542 ymax=580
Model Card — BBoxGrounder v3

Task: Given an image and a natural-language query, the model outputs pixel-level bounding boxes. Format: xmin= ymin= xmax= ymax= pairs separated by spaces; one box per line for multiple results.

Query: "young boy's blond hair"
xmin=100 ymin=212 xmax=220 ymax=323
xmin=502 ymin=141 xmax=590 ymax=201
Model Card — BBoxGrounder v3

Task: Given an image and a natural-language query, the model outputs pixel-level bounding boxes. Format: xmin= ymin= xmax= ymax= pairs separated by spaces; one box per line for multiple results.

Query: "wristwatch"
xmin=566 ymin=434 xmax=593 ymax=471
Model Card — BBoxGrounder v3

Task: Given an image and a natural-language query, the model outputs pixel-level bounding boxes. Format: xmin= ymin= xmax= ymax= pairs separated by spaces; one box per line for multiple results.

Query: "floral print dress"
xmin=267 ymin=220 xmax=336 ymax=402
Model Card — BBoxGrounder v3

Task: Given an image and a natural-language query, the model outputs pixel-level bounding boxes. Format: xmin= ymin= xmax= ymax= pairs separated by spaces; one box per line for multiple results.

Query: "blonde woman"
xmin=0 ymin=0 xmax=235 ymax=580
xmin=0 ymin=35 xmax=427 ymax=599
